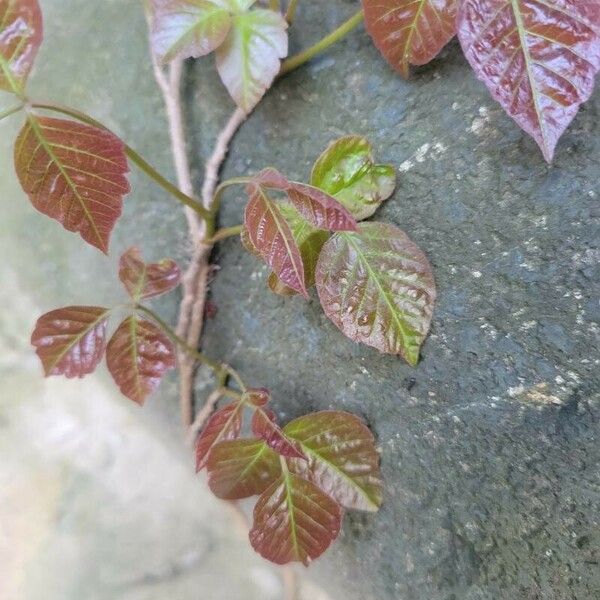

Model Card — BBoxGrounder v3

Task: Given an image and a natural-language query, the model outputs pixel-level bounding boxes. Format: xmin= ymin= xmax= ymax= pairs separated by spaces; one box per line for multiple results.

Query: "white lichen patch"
xmin=511 ymin=383 xmax=563 ymax=406
xmin=398 ymin=141 xmax=447 ymax=172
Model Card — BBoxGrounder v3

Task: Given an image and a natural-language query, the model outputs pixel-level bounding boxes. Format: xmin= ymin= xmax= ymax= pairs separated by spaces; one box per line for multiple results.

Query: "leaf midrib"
xmin=26 ymin=116 xmax=105 ymax=250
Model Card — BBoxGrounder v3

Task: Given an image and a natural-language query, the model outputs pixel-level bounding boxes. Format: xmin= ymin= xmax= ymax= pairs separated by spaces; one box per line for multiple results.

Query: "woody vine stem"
xmin=143 ymin=7 xmax=364 ymax=598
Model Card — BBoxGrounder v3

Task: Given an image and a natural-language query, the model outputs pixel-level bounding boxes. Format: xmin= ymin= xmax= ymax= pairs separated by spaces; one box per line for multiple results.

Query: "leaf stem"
xmin=135 ymin=304 xmax=222 ymax=373
xmin=0 ymin=103 xmax=24 ymax=122
xmin=135 ymin=303 xmax=248 ymax=392
xmin=30 ymin=102 xmax=211 ymax=220
xmin=209 ymin=176 xmax=253 ymax=215
xmin=279 ymin=9 xmax=364 ymax=76
xmin=285 ymin=0 xmax=298 ymax=24
xmin=206 ymin=224 xmax=243 ymax=244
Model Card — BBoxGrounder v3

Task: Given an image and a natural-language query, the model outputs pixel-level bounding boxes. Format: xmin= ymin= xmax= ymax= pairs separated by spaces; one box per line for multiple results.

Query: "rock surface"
xmin=192 ymin=2 xmax=600 ymax=598
xmin=1 ymin=0 xmax=598 ymax=599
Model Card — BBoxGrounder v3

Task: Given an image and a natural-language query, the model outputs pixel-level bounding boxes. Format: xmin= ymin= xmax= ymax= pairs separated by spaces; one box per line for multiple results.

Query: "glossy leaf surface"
xmin=207 ymin=439 xmax=280 ymax=499
xmin=311 ymin=136 xmax=396 ymax=221
xmin=14 ymin=116 xmax=130 ymax=253
xmin=285 ymin=411 xmax=383 ymax=512
xmin=151 ymin=0 xmax=231 ymax=62
xmin=244 ymin=180 xmax=308 ymax=297
xmin=267 ymin=202 xmax=329 ymax=295
xmin=0 ymin=0 xmax=42 ymax=93
xmin=31 ymin=306 xmax=109 ymax=378
xmin=196 ymin=401 xmax=243 ymax=470
xmin=252 ymin=409 xmax=306 ymax=460
xmin=249 ymin=472 xmax=342 ymax=565
xmin=363 ymin=0 xmax=457 ymax=77
xmin=119 ymin=247 xmax=181 ymax=300
xmin=106 ymin=316 xmax=176 ymax=405
xmin=316 ymin=222 xmax=436 ymax=366
xmin=458 ymin=0 xmax=600 ymax=162
xmin=216 ymin=8 xmax=288 ymax=112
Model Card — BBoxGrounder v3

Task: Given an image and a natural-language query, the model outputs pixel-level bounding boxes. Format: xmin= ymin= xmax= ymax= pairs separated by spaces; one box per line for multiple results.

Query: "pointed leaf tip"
xmin=31 ymin=306 xmax=110 ymax=378
xmin=363 ymin=0 xmax=457 ymax=78
xmin=14 ymin=116 xmax=130 ymax=253
xmin=216 ymin=8 xmax=288 ymax=113
xmin=316 ymin=222 xmax=436 ymax=365
xmin=106 ymin=316 xmax=176 ymax=405
xmin=249 ymin=472 xmax=342 ymax=565
xmin=457 ymin=0 xmax=600 ymax=162
xmin=119 ymin=247 xmax=181 ymax=300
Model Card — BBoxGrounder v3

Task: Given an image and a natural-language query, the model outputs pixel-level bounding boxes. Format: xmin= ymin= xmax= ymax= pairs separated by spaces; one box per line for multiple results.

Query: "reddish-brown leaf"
xmin=458 ymin=0 xmax=600 ymax=162
xmin=363 ymin=0 xmax=457 ymax=77
xmin=106 ymin=316 xmax=175 ymax=405
xmin=316 ymin=222 xmax=436 ymax=366
xmin=242 ymin=387 xmax=271 ymax=407
xmin=251 ymin=168 xmax=357 ymax=232
xmin=14 ymin=116 xmax=130 ymax=253
xmin=0 ymin=0 xmax=43 ymax=93
xmin=31 ymin=306 xmax=110 ymax=378
xmin=286 ymin=183 xmax=357 ymax=232
xmin=252 ymin=409 xmax=306 ymax=460
xmin=249 ymin=472 xmax=342 ymax=565
xmin=244 ymin=180 xmax=308 ymax=297
xmin=195 ymin=401 xmax=244 ymax=470
xmin=285 ymin=411 xmax=383 ymax=512
xmin=119 ymin=247 xmax=181 ymax=300
xmin=207 ymin=439 xmax=281 ymax=500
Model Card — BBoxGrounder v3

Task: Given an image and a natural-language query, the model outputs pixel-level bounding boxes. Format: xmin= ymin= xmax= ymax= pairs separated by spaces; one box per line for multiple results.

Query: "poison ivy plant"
xmin=202 ymin=400 xmax=383 ymax=565
xmin=237 ymin=137 xmax=436 ymax=365
xmin=3 ymin=0 xmax=446 ymax=570
xmin=362 ymin=0 xmax=600 ymax=161
xmin=151 ymin=0 xmax=288 ymax=112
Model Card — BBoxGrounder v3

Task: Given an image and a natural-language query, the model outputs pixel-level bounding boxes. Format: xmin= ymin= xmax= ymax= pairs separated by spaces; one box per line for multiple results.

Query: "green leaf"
xmin=0 ymin=0 xmax=43 ymax=94
xmin=311 ymin=136 xmax=396 ymax=221
xmin=14 ymin=115 xmax=130 ymax=253
xmin=31 ymin=306 xmax=110 ymax=379
xmin=249 ymin=471 xmax=342 ymax=565
xmin=315 ymin=222 xmax=436 ymax=366
xmin=226 ymin=0 xmax=257 ymax=11
xmin=267 ymin=202 xmax=329 ymax=296
xmin=207 ymin=439 xmax=280 ymax=499
xmin=284 ymin=411 xmax=383 ymax=512
xmin=151 ymin=0 xmax=231 ymax=63
xmin=215 ymin=8 xmax=288 ymax=113
xmin=106 ymin=316 xmax=176 ymax=405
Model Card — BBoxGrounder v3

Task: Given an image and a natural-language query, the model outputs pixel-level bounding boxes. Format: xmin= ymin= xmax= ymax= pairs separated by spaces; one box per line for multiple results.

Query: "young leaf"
xmin=286 ymin=182 xmax=357 ymax=232
xmin=244 ymin=180 xmax=308 ymax=298
xmin=14 ymin=116 xmax=130 ymax=253
xmin=0 ymin=0 xmax=43 ymax=94
xmin=196 ymin=401 xmax=244 ymax=470
xmin=362 ymin=0 xmax=457 ymax=78
xmin=151 ymin=0 xmax=232 ymax=63
xmin=242 ymin=387 xmax=271 ymax=406
xmin=249 ymin=471 xmax=342 ymax=565
xmin=31 ymin=306 xmax=110 ymax=378
xmin=106 ymin=316 xmax=176 ymax=405
xmin=252 ymin=409 xmax=306 ymax=460
xmin=267 ymin=203 xmax=329 ymax=295
xmin=119 ymin=247 xmax=181 ymax=301
xmin=284 ymin=411 xmax=383 ymax=512
xmin=315 ymin=222 xmax=436 ymax=366
xmin=207 ymin=439 xmax=280 ymax=499
xmin=215 ymin=8 xmax=288 ymax=113
xmin=311 ymin=136 xmax=396 ymax=221
xmin=458 ymin=0 xmax=600 ymax=162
